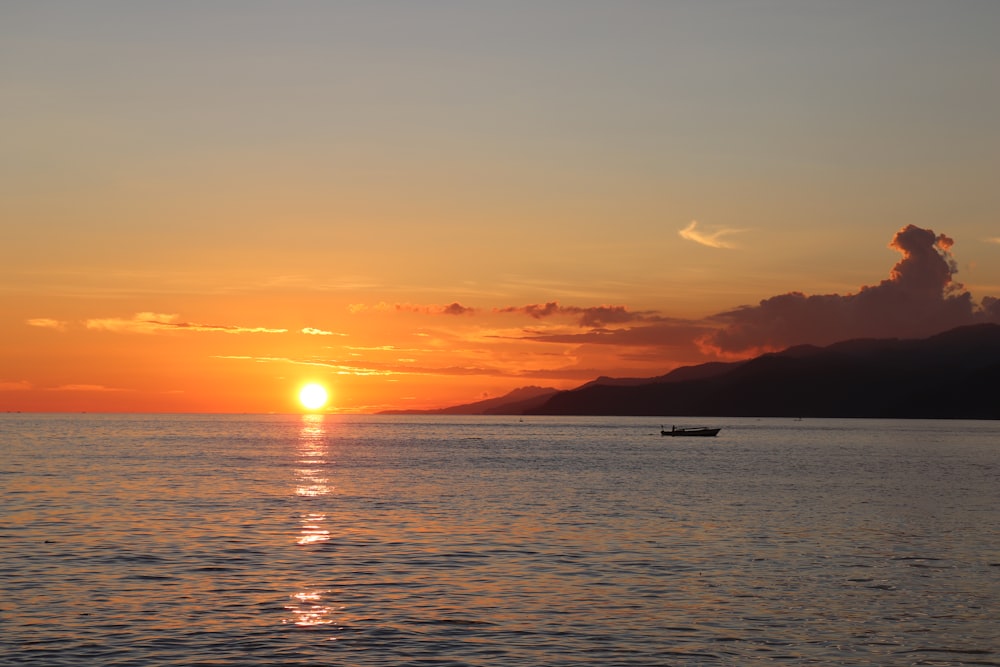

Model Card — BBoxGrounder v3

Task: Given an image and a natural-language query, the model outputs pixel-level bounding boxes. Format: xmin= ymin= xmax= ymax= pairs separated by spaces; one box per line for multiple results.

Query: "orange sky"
xmin=3 ymin=3 xmax=999 ymax=413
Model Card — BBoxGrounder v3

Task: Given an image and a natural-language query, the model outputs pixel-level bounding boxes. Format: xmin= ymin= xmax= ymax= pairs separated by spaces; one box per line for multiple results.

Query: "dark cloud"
xmin=496 ymin=301 xmax=657 ymax=327
xmin=982 ymin=296 xmax=1000 ymax=321
xmin=393 ymin=302 xmax=476 ymax=315
xmin=490 ymin=226 xmax=999 ymax=371
xmin=499 ymin=319 xmax=716 ymax=369
xmin=441 ymin=302 xmax=475 ymax=316
xmin=517 ymin=320 xmax=709 ymax=348
xmin=699 ymin=225 xmax=998 ymax=356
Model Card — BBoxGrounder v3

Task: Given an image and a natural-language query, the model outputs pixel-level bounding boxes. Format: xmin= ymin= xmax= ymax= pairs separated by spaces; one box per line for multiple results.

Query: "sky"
xmin=2 ymin=1 xmax=999 ymax=413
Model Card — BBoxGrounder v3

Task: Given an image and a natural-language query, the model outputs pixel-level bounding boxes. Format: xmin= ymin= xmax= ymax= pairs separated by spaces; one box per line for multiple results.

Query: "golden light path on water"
xmin=284 ymin=413 xmax=337 ymax=627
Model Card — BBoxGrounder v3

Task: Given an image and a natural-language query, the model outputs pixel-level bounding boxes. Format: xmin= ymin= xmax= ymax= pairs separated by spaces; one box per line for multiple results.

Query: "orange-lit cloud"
xmin=85 ymin=312 xmax=287 ymax=335
xmin=26 ymin=318 xmax=68 ymax=331
xmin=679 ymin=220 xmax=748 ymax=249
xmin=0 ymin=380 xmax=32 ymax=391
xmin=214 ymin=355 xmax=398 ymax=377
xmin=48 ymin=384 xmax=127 ymax=392
xmin=214 ymin=351 xmax=595 ymax=382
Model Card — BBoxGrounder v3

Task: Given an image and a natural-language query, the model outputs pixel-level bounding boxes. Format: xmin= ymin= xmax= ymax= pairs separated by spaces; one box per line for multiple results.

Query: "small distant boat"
xmin=661 ymin=425 xmax=720 ymax=437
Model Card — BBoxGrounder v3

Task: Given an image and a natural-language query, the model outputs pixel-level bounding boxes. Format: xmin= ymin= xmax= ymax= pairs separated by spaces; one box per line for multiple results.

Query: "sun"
xmin=298 ymin=383 xmax=329 ymax=411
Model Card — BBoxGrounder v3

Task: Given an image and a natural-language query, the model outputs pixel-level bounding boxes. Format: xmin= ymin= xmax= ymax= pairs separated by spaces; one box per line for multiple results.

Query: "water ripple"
xmin=1 ymin=414 xmax=997 ymax=665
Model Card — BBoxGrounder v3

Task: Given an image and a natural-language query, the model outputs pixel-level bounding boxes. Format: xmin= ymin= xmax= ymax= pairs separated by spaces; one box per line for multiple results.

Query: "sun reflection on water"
xmin=283 ymin=590 xmax=339 ymax=627
xmin=284 ymin=414 xmax=339 ymax=628
xmin=295 ymin=414 xmax=332 ymax=497
xmin=297 ymin=512 xmax=331 ymax=546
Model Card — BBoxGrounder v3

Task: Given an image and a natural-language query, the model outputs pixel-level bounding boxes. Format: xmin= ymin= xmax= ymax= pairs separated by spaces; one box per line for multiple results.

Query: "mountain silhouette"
xmin=528 ymin=324 xmax=1000 ymax=418
xmin=403 ymin=324 xmax=1000 ymax=419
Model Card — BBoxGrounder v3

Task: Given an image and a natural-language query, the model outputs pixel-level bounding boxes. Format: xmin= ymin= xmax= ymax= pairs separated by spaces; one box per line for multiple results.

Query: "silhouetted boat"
xmin=661 ymin=425 xmax=720 ymax=437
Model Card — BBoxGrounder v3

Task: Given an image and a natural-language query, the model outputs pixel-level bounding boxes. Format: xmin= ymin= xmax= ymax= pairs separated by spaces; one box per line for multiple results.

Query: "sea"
xmin=2 ymin=414 xmax=998 ymax=666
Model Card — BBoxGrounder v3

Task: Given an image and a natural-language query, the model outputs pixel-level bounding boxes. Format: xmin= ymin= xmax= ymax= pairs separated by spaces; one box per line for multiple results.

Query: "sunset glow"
xmin=2 ymin=4 xmax=998 ymax=413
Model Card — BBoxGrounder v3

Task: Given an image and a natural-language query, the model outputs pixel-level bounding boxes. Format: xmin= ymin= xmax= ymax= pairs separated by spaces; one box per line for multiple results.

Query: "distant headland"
xmin=380 ymin=324 xmax=1000 ymax=419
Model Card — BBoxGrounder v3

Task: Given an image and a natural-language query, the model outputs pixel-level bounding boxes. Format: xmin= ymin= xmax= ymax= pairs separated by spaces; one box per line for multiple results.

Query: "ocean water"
xmin=1 ymin=414 xmax=997 ymax=666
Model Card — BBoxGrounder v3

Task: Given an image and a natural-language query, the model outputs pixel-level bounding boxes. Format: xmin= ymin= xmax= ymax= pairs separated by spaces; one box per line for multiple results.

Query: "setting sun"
xmin=298 ymin=383 xmax=329 ymax=411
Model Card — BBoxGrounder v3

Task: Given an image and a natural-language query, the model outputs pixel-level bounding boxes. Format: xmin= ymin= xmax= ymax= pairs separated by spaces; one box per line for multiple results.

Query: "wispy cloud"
xmin=350 ymin=302 xmax=476 ymax=316
xmin=85 ymin=312 xmax=287 ymax=335
xmin=986 ymin=237 xmax=1000 ymax=244
xmin=47 ymin=384 xmax=128 ymax=392
xmin=301 ymin=328 xmax=347 ymax=336
xmin=213 ymin=353 xmax=591 ymax=381
xmin=394 ymin=302 xmax=475 ymax=315
xmin=214 ymin=355 xmax=397 ymax=376
xmin=679 ymin=220 xmax=748 ymax=249
xmin=26 ymin=318 xmax=68 ymax=331
xmin=496 ymin=302 xmax=659 ymax=327
xmin=0 ymin=380 xmax=32 ymax=391
xmin=348 ymin=303 xmax=374 ymax=314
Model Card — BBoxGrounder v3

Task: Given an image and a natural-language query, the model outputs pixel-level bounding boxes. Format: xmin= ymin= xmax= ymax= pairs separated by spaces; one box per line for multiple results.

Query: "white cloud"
xmin=301 ymin=328 xmax=347 ymax=336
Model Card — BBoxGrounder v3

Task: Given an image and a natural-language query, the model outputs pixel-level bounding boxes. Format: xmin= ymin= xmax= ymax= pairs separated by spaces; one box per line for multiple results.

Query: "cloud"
xmin=496 ymin=302 xmax=658 ymax=327
xmin=986 ymin=237 xmax=1000 ymax=244
xmin=48 ymin=384 xmax=127 ymax=392
xmin=214 ymin=355 xmax=399 ymax=376
xmin=26 ymin=318 xmax=69 ymax=331
xmin=699 ymin=224 xmax=999 ymax=356
xmin=440 ymin=302 xmax=475 ymax=316
xmin=85 ymin=312 xmax=176 ymax=334
xmin=301 ymin=328 xmax=346 ymax=336
xmin=349 ymin=302 xmax=476 ymax=316
xmin=980 ymin=296 xmax=1000 ymax=321
xmin=679 ymin=220 xmax=747 ymax=249
xmin=396 ymin=302 xmax=476 ymax=315
xmin=214 ymin=353 xmax=595 ymax=381
xmin=501 ymin=226 xmax=999 ymax=367
xmin=0 ymin=380 xmax=32 ymax=391
xmin=85 ymin=312 xmax=287 ymax=334
xmin=496 ymin=319 xmax=718 ymax=370
xmin=514 ymin=319 xmax=711 ymax=347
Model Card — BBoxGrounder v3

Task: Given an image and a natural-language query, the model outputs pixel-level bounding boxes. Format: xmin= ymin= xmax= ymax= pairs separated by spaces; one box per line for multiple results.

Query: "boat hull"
xmin=661 ymin=427 xmax=720 ymax=437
